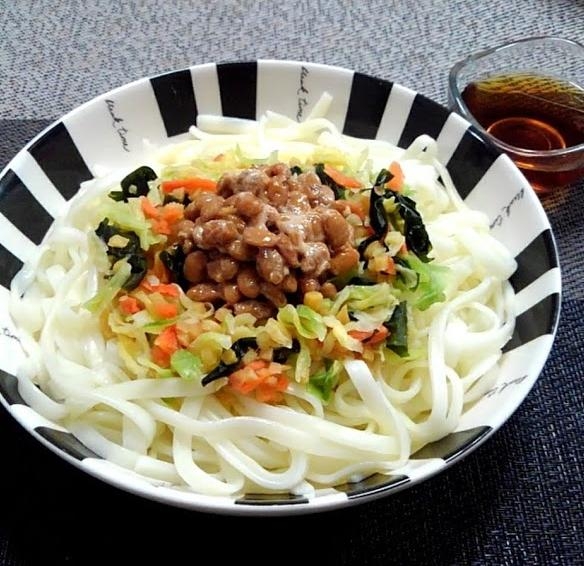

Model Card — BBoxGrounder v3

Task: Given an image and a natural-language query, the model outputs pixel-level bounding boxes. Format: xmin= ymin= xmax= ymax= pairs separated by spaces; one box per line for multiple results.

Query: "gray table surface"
xmin=1 ymin=1 xmax=583 ymax=565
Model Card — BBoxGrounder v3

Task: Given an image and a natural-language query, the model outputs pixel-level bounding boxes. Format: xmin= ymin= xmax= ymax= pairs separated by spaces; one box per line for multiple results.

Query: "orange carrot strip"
xmin=150 ymin=218 xmax=171 ymax=235
xmin=275 ymin=375 xmax=289 ymax=391
xmin=160 ymin=202 xmax=184 ymax=223
xmin=228 ymin=359 xmax=287 ymax=402
xmin=348 ymin=329 xmax=375 ymax=342
xmin=151 ymin=345 xmax=171 ymax=367
xmin=229 ymin=368 xmax=262 ymax=394
xmin=153 ymin=302 xmax=179 ymax=319
xmin=140 ymin=277 xmax=155 ymax=292
xmin=386 ymin=161 xmax=404 ymax=191
xmin=324 ymin=165 xmax=362 ymax=189
xmin=384 ymin=256 xmax=397 ymax=276
xmin=161 ymin=177 xmax=217 ymax=194
xmin=150 ymin=283 xmax=180 ymax=297
xmin=154 ymin=325 xmax=179 ymax=354
xmin=118 ymin=295 xmax=141 ymax=315
xmin=247 ymin=360 xmax=269 ymax=371
xmin=140 ymin=196 xmax=160 ymax=219
xmin=365 ymin=326 xmax=389 ymax=346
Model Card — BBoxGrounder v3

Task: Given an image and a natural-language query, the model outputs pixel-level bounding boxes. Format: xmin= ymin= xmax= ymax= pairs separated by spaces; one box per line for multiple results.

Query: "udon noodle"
xmin=10 ymin=101 xmax=516 ymax=495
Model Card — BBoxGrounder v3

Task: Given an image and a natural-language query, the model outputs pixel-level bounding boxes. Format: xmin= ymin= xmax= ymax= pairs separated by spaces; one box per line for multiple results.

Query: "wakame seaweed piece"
xmin=346 ymin=276 xmax=377 ymax=286
xmin=369 ymin=168 xmax=433 ymax=262
xmin=231 ymin=337 xmax=259 ymax=359
xmin=201 ymin=337 xmax=259 ymax=386
xmin=384 ymin=301 xmax=408 ymax=357
xmin=107 ymin=190 xmax=126 ymax=202
xmin=290 ymin=165 xmax=303 ymax=175
xmin=109 ymin=166 xmax=158 ymax=202
xmin=387 ymin=190 xmax=432 ymax=262
xmin=368 ymin=169 xmax=392 ymax=236
xmin=273 ymin=339 xmax=300 ymax=363
xmin=374 ymin=168 xmax=392 ymax=186
xmin=95 ymin=219 xmax=147 ymax=290
xmin=314 ymin=163 xmax=346 ymax=200
xmin=200 ymin=361 xmax=238 ymax=386
xmin=160 ymin=245 xmax=189 ymax=290
xmin=357 ymin=234 xmax=381 ymax=259
xmin=163 ymin=192 xmax=190 ymax=205
xmin=124 ymin=254 xmax=148 ymax=290
xmin=369 ymin=189 xmax=388 ymax=235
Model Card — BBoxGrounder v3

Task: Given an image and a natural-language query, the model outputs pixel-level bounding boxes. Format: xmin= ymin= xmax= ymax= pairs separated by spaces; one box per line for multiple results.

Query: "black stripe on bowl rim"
xmin=510 ymin=228 xmax=559 ymax=294
xmin=446 ymin=126 xmax=501 ymax=200
xmin=410 ymin=426 xmax=492 ymax=462
xmin=27 ymin=122 xmax=93 ymax=201
xmin=398 ymin=93 xmax=449 ymax=149
xmin=216 ymin=61 xmax=258 ymax=120
xmin=334 ymin=473 xmax=409 ymax=499
xmin=0 ymin=369 xmax=26 ymax=406
xmin=343 ymin=72 xmax=393 ymax=139
xmin=150 ymin=69 xmax=198 ymax=138
xmin=0 ymin=242 xmax=23 ymax=290
xmin=235 ymin=493 xmax=309 ymax=506
xmin=35 ymin=427 xmax=101 ymax=461
xmin=0 ymin=169 xmax=54 ymax=244
xmin=503 ymin=293 xmax=560 ymax=353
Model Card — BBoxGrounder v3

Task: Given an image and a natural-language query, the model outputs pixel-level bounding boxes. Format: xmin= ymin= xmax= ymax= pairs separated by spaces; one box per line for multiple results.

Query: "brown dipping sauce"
xmin=461 ymin=73 xmax=584 ymax=191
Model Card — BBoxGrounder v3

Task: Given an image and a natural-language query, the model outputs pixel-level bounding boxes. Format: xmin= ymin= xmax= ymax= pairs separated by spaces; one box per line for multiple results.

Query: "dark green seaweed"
xmin=95 ymin=219 xmax=147 ymax=290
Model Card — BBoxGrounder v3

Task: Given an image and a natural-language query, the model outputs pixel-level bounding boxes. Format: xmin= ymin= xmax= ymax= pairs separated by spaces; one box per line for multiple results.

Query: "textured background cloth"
xmin=1 ymin=1 xmax=583 ymax=564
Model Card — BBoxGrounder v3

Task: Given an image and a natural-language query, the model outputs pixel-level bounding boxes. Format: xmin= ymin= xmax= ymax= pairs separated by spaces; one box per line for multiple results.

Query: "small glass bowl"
xmin=448 ymin=36 xmax=584 ymax=194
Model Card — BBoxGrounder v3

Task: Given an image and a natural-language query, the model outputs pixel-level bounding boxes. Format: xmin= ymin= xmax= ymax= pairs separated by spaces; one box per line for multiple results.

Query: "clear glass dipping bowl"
xmin=448 ymin=36 xmax=584 ymax=194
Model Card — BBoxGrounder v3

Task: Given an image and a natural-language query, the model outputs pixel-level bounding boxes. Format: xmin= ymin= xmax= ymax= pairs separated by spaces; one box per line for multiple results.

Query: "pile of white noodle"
xmin=9 ymin=101 xmax=516 ymax=496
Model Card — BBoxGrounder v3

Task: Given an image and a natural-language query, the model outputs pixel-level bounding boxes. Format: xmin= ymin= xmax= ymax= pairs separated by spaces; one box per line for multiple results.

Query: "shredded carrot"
xmin=246 ymin=360 xmax=269 ymax=371
xmin=229 ymin=366 xmax=262 ymax=394
xmin=348 ymin=329 xmax=374 ymax=342
xmin=140 ymin=196 xmax=159 ymax=219
xmin=151 ymin=283 xmax=179 ymax=297
xmin=366 ymin=326 xmax=389 ymax=345
xmin=153 ymin=302 xmax=179 ymax=319
xmin=160 ymin=202 xmax=184 ymax=223
xmin=384 ymin=256 xmax=397 ymax=276
xmin=161 ymin=177 xmax=217 ymax=194
xmin=324 ymin=165 xmax=362 ymax=189
xmin=140 ymin=276 xmax=155 ymax=292
xmin=228 ymin=361 xmax=288 ymax=403
xmin=386 ymin=161 xmax=404 ymax=191
xmin=118 ymin=295 xmax=141 ymax=315
xmin=151 ymin=345 xmax=170 ymax=367
xmin=154 ymin=325 xmax=179 ymax=352
xmin=151 ymin=218 xmax=172 ymax=235
xmin=152 ymin=325 xmax=179 ymax=366
xmin=348 ymin=326 xmax=389 ymax=346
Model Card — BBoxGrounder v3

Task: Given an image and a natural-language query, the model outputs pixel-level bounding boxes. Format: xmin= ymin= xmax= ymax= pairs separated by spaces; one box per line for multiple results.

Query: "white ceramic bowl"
xmin=0 ymin=60 xmax=561 ymax=514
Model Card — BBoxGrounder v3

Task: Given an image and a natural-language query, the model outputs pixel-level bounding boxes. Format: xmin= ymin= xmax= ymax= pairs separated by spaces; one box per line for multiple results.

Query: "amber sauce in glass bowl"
xmin=461 ymin=73 xmax=584 ymax=192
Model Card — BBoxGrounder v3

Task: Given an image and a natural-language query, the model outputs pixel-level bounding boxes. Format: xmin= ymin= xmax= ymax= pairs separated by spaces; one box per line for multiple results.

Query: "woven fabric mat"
xmin=1 ymin=1 xmax=583 ymax=564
